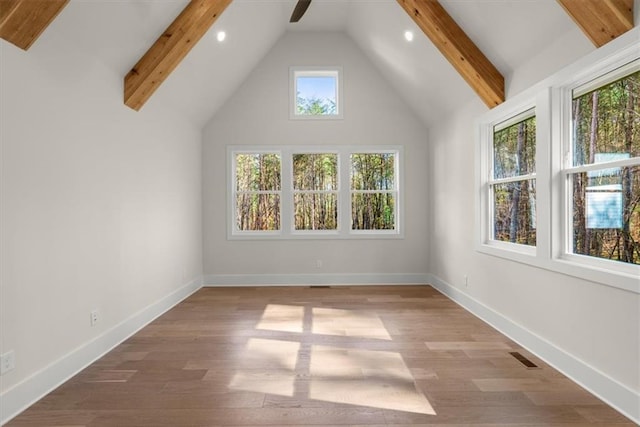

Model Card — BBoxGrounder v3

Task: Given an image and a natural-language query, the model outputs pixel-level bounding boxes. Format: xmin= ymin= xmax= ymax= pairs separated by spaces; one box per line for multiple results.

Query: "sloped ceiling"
xmin=146 ymin=0 xmax=600 ymax=127
xmin=347 ymin=0 xmax=595 ymax=126
xmin=5 ymin=0 xmax=626 ymax=128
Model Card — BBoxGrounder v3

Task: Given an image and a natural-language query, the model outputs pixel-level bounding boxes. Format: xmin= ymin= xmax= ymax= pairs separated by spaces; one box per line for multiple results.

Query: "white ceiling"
xmin=60 ymin=0 xmax=599 ymax=128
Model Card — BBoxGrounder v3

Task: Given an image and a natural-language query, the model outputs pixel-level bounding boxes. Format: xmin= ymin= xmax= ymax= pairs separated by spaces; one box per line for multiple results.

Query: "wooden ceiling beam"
xmin=124 ymin=0 xmax=232 ymax=111
xmin=557 ymin=0 xmax=634 ymax=47
xmin=396 ymin=0 xmax=504 ymax=108
xmin=0 ymin=0 xmax=69 ymax=50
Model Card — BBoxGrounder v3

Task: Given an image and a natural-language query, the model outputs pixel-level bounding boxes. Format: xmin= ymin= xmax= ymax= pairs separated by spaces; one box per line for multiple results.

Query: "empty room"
xmin=1 ymin=0 xmax=639 ymax=425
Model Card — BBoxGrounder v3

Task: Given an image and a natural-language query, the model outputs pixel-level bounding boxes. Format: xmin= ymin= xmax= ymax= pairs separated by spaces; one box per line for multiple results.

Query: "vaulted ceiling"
xmin=0 ymin=0 xmax=636 ymax=128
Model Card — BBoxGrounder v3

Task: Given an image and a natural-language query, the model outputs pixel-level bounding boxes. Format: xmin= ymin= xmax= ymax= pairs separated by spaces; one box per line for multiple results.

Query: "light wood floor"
xmin=7 ymin=286 xmax=635 ymax=426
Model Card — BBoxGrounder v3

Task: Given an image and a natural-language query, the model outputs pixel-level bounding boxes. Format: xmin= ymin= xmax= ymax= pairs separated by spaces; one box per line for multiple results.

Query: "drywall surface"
xmin=203 ymin=32 xmax=429 ymax=282
xmin=427 ymin=25 xmax=639 ymax=416
xmin=0 ymin=2 xmax=202 ymax=402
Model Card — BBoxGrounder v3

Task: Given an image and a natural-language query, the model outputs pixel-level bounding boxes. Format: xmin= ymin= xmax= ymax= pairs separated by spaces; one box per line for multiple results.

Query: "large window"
xmin=229 ymin=146 xmax=402 ymax=239
xmin=351 ymin=153 xmax=397 ymax=231
xmin=491 ymin=113 xmax=537 ymax=246
xmin=567 ymin=69 xmax=640 ymax=265
xmin=293 ymin=153 xmax=338 ymax=231
xmin=234 ymin=152 xmax=281 ymax=232
xmin=476 ymin=39 xmax=639 ymax=293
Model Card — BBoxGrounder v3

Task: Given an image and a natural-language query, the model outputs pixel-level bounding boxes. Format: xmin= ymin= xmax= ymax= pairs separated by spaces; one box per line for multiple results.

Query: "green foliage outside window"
xmin=235 ymin=153 xmax=281 ymax=231
xmin=492 ymin=116 xmax=537 ymax=246
xmin=351 ymin=153 xmax=396 ymax=230
xmin=293 ymin=154 xmax=338 ymax=230
xmin=296 ymin=95 xmax=337 ymax=115
xmin=571 ymin=71 xmax=640 ymax=264
xmin=234 ymin=150 xmax=399 ymax=234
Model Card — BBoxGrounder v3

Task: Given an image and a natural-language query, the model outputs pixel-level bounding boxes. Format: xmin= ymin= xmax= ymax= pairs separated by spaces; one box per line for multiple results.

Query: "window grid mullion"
xmin=230 ymin=146 xmax=403 ymax=239
xmin=489 ymin=174 xmax=537 ymax=185
xmin=562 ymin=157 xmax=640 ymax=175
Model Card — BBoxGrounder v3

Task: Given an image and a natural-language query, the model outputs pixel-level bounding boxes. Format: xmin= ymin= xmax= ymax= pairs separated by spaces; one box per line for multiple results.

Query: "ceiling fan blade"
xmin=290 ymin=0 xmax=311 ymax=22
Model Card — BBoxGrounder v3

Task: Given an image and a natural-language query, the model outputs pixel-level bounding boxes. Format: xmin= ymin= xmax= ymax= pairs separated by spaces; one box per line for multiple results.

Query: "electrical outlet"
xmin=316 ymin=259 xmax=323 ymax=268
xmin=1 ymin=350 xmax=15 ymax=375
xmin=90 ymin=309 xmax=99 ymax=326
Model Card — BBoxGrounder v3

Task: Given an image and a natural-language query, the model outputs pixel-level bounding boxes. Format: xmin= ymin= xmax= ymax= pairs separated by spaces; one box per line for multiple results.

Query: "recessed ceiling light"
xmin=216 ymin=31 xmax=226 ymax=42
xmin=404 ymin=31 xmax=414 ymax=42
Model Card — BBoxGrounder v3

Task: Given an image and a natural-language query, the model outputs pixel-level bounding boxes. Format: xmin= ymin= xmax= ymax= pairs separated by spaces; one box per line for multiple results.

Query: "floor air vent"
xmin=509 ymin=351 xmax=539 ymax=368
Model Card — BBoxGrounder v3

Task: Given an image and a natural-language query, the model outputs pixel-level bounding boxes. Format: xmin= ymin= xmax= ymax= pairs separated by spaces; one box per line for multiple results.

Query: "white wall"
xmin=202 ymin=32 xmax=430 ymax=284
xmin=0 ymin=5 xmax=202 ymax=421
xmin=428 ymin=27 xmax=639 ymax=421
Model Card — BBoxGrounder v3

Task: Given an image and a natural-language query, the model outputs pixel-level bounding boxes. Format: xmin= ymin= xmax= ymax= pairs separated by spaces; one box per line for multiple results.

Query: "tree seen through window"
xmin=571 ymin=70 xmax=640 ymax=264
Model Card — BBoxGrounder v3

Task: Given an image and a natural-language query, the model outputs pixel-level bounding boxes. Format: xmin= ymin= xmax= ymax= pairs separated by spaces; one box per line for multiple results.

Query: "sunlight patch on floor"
xmin=309 ymin=345 xmax=435 ymax=414
xmin=312 ymin=307 xmax=392 ymax=340
xmin=256 ymin=304 xmax=304 ymax=333
xmin=228 ymin=370 xmax=297 ymax=397
xmin=228 ymin=338 xmax=301 ymax=397
xmin=233 ymin=304 xmax=435 ymax=414
xmin=228 ymin=338 xmax=435 ymax=414
xmin=243 ymin=338 xmax=300 ymax=370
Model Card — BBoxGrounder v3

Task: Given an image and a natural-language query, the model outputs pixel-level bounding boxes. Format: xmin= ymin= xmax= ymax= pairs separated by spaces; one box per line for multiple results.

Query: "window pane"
xmin=572 ymin=71 xmax=640 ymax=167
xmin=296 ymin=76 xmax=337 ymax=115
xmin=492 ymin=180 xmax=536 ymax=246
xmin=236 ymin=153 xmax=281 ymax=191
xmin=571 ymin=165 xmax=640 ymax=264
xmin=351 ymin=193 xmax=395 ymax=230
xmin=236 ymin=193 xmax=280 ymax=231
xmin=351 ymin=153 xmax=395 ymax=190
xmin=293 ymin=153 xmax=338 ymax=190
xmin=493 ymin=116 xmax=536 ymax=179
xmin=294 ymin=193 xmax=338 ymax=230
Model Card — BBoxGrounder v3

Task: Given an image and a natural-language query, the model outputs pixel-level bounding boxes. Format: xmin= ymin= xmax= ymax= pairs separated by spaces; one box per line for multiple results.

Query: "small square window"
xmin=290 ymin=67 xmax=343 ymax=119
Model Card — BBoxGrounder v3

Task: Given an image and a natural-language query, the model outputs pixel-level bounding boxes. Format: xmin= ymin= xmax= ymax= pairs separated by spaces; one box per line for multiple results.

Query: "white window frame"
xmin=228 ymin=145 xmax=403 ymax=240
xmin=290 ymin=67 xmax=344 ymax=120
xmin=229 ymin=149 xmax=282 ymax=238
xmin=291 ymin=149 xmax=341 ymax=236
xmin=477 ymin=92 xmax=550 ymax=263
xmin=349 ymin=149 xmax=402 ymax=236
xmin=475 ymin=28 xmax=640 ymax=294
xmin=556 ymin=58 xmax=640 ymax=285
xmin=482 ymin=107 xmax=539 ymax=256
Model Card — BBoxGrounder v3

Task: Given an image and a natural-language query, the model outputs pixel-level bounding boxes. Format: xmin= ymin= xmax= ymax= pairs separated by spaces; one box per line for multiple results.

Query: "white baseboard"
xmin=203 ymin=273 xmax=430 ymax=286
xmin=427 ymin=273 xmax=640 ymax=425
xmin=0 ymin=277 xmax=203 ymax=426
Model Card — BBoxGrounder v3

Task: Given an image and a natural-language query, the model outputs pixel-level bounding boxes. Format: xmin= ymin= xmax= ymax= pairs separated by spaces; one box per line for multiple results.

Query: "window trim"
xmin=228 ymin=145 xmax=403 ymax=240
xmin=291 ymin=150 xmax=341 ymax=235
xmin=349 ymin=149 xmax=402 ymax=236
xmin=488 ymin=108 xmax=537 ymax=249
xmin=476 ymin=97 xmax=545 ymax=260
xmin=475 ymin=29 xmax=640 ymax=294
xmin=230 ymin=149 xmax=282 ymax=236
xmin=290 ymin=66 xmax=344 ymax=120
xmin=557 ymin=58 xmax=640 ymax=282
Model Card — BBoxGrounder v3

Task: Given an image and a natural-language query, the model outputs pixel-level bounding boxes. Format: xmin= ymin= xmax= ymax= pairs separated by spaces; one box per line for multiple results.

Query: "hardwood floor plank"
xmin=6 ymin=286 xmax=635 ymax=426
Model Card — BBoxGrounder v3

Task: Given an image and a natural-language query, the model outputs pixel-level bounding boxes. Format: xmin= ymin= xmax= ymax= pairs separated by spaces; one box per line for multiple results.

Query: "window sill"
xmin=476 ymin=242 xmax=639 ymax=294
xmin=228 ymin=231 xmax=404 ymax=241
xmin=289 ymin=113 xmax=344 ymax=120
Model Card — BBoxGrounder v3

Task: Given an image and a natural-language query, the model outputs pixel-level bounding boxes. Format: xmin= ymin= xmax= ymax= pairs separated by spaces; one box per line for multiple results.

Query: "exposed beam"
xmin=557 ymin=0 xmax=634 ymax=47
xmin=0 ymin=0 xmax=69 ymax=50
xmin=396 ymin=0 xmax=504 ymax=108
xmin=124 ymin=0 xmax=232 ymax=111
